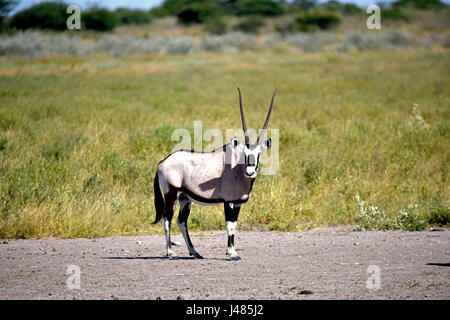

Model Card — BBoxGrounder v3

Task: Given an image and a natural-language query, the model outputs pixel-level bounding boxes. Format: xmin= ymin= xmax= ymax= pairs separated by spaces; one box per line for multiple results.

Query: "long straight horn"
xmin=237 ymin=87 xmax=250 ymax=145
xmin=257 ymin=89 xmax=277 ymax=144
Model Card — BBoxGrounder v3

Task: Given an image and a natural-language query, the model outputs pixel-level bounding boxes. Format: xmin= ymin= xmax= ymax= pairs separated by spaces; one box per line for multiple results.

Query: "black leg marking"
xmin=178 ymin=193 xmax=203 ymax=259
xmin=224 ymin=202 xmax=241 ymax=261
xmin=163 ymin=187 xmax=178 ymax=257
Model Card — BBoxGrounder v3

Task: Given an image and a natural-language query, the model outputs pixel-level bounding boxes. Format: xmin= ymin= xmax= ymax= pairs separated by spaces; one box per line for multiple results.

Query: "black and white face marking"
xmin=231 ymin=138 xmax=271 ymax=178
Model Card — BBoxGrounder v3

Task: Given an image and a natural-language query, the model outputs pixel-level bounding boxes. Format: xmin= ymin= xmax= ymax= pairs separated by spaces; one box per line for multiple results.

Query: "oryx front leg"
xmin=224 ymin=202 xmax=241 ymax=261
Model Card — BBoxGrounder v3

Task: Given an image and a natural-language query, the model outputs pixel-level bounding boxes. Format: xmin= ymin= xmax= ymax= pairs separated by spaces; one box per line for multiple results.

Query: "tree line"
xmin=0 ymin=0 xmax=447 ymax=33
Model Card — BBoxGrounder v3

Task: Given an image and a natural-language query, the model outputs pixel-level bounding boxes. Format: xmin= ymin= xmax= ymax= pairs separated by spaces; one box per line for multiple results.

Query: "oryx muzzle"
xmin=153 ymin=88 xmax=277 ymax=260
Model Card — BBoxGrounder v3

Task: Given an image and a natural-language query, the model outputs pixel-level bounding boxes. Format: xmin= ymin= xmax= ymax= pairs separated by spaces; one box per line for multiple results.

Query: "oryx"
xmin=152 ymin=88 xmax=277 ymax=260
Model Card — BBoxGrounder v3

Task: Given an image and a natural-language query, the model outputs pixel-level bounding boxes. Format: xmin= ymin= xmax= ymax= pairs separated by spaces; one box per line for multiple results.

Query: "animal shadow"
xmin=426 ymin=262 xmax=450 ymax=267
xmin=102 ymin=256 xmax=196 ymax=261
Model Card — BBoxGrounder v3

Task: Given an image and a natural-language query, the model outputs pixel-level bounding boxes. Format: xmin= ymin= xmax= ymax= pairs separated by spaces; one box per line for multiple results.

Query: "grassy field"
xmin=0 ymin=47 xmax=449 ymax=238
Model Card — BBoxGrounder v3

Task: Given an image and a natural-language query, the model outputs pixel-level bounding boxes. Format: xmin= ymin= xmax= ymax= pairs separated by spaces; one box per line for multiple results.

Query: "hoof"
xmin=229 ymin=255 xmax=241 ymax=261
xmin=190 ymin=251 xmax=204 ymax=259
xmin=166 ymin=249 xmax=176 ymax=259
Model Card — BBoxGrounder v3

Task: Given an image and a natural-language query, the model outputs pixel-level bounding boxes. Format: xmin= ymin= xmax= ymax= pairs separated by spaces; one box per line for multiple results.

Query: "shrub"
xmin=0 ymin=137 xmax=7 ymax=151
xmin=292 ymin=12 xmax=341 ymax=32
xmin=382 ymin=7 xmax=409 ymax=22
xmin=203 ymin=18 xmax=228 ymax=35
xmin=201 ymin=32 xmax=256 ymax=52
xmin=342 ymin=30 xmax=412 ymax=50
xmin=0 ymin=31 xmax=85 ymax=57
xmin=292 ymin=0 xmax=318 ymax=10
xmin=392 ymin=0 xmax=446 ymax=10
xmin=233 ymin=15 xmax=266 ymax=34
xmin=318 ymin=1 xmax=362 ymax=15
xmin=321 ymin=0 xmax=343 ymax=11
xmin=165 ymin=36 xmax=196 ymax=54
xmin=177 ymin=0 xmax=223 ymax=25
xmin=429 ymin=198 xmax=449 ymax=225
xmin=150 ymin=0 xmax=186 ymax=17
xmin=114 ymin=8 xmax=152 ymax=26
xmin=342 ymin=3 xmax=362 ymax=15
xmin=9 ymin=1 xmax=68 ymax=31
xmin=83 ymin=8 xmax=116 ymax=31
xmin=288 ymin=32 xmax=334 ymax=52
xmin=234 ymin=0 xmax=285 ymax=16
xmin=355 ymin=195 xmax=428 ymax=231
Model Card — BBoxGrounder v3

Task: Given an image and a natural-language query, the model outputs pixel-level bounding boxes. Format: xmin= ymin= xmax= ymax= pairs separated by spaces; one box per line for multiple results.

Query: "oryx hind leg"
xmin=163 ymin=187 xmax=178 ymax=258
xmin=177 ymin=193 xmax=203 ymax=259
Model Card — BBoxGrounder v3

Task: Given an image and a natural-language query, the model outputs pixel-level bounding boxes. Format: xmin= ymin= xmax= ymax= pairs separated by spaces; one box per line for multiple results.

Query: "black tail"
xmin=152 ymin=171 xmax=165 ymax=224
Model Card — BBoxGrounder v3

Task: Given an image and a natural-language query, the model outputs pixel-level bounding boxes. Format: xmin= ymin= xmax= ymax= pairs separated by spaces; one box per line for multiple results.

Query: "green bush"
xmin=234 ymin=0 xmax=285 ymax=16
xmin=292 ymin=0 xmax=318 ymax=10
xmin=320 ymin=1 xmax=362 ymax=15
xmin=150 ymin=0 xmax=187 ymax=17
xmin=355 ymin=196 xmax=428 ymax=231
xmin=321 ymin=0 xmax=343 ymax=11
xmin=382 ymin=7 xmax=409 ymax=22
xmin=177 ymin=0 xmax=223 ymax=25
xmin=114 ymin=8 xmax=152 ymax=26
xmin=233 ymin=15 xmax=266 ymax=34
xmin=429 ymin=198 xmax=449 ymax=225
xmin=204 ymin=18 xmax=228 ymax=35
xmin=83 ymin=8 xmax=116 ymax=31
xmin=9 ymin=1 xmax=68 ymax=30
xmin=342 ymin=3 xmax=362 ymax=15
xmin=292 ymin=12 xmax=341 ymax=32
xmin=392 ymin=0 xmax=446 ymax=10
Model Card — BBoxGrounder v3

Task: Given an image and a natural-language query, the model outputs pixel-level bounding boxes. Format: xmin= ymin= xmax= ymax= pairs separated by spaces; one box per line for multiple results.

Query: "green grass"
xmin=0 ymin=48 xmax=449 ymax=238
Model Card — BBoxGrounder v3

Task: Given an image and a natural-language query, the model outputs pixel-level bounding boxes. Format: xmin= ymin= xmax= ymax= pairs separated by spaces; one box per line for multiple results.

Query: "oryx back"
xmin=157 ymin=144 xmax=253 ymax=203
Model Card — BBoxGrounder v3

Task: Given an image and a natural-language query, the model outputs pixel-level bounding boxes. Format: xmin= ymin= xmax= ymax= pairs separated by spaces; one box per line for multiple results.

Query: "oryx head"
xmin=231 ymin=88 xmax=277 ymax=179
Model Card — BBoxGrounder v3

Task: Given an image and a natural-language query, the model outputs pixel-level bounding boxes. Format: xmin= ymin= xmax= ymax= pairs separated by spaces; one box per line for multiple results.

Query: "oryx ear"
xmin=262 ymin=138 xmax=271 ymax=150
xmin=231 ymin=138 xmax=242 ymax=149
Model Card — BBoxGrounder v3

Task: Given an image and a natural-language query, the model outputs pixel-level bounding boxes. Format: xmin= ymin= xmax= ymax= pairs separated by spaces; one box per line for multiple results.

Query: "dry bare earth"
xmin=0 ymin=228 xmax=449 ymax=300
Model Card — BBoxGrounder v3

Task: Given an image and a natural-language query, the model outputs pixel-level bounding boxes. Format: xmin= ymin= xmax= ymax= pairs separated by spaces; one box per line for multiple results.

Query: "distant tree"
xmin=292 ymin=0 xmax=317 ymax=10
xmin=150 ymin=0 xmax=187 ymax=17
xmin=203 ymin=17 xmax=228 ymax=34
xmin=392 ymin=0 xmax=446 ymax=9
xmin=114 ymin=8 xmax=152 ymax=25
xmin=219 ymin=0 xmax=240 ymax=13
xmin=233 ymin=15 xmax=266 ymax=33
xmin=382 ymin=7 xmax=409 ymax=21
xmin=83 ymin=8 xmax=116 ymax=31
xmin=177 ymin=0 xmax=223 ymax=25
xmin=319 ymin=1 xmax=362 ymax=15
xmin=234 ymin=0 xmax=285 ymax=16
xmin=0 ymin=0 xmax=16 ymax=24
xmin=293 ymin=11 xmax=341 ymax=31
xmin=321 ymin=0 xmax=342 ymax=11
xmin=342 ymin=3 xmax=362 ymax=15
xmin=9 ymin=1 xmax=68 ymax=30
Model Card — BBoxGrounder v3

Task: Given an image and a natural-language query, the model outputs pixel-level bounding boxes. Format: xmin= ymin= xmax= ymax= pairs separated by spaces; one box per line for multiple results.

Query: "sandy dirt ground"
xmin=0 ymin=228 xmax=449 ymax=300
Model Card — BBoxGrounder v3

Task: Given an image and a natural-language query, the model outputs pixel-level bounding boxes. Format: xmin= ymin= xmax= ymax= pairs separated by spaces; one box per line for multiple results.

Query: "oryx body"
xmin=153 ymin=89 xmax=276 ymax=260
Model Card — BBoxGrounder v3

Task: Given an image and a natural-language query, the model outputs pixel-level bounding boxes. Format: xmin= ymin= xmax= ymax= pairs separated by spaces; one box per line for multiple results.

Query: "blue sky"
xmin=11 ymin=0 xmax=163 ymax=14
xmin=9 ymin=0 xmax=450 ymax=15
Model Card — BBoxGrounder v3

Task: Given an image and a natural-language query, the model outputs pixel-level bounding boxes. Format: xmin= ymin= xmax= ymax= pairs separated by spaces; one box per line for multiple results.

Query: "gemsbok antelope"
xmin=152 ymin=88 xmax=277 ymax=260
